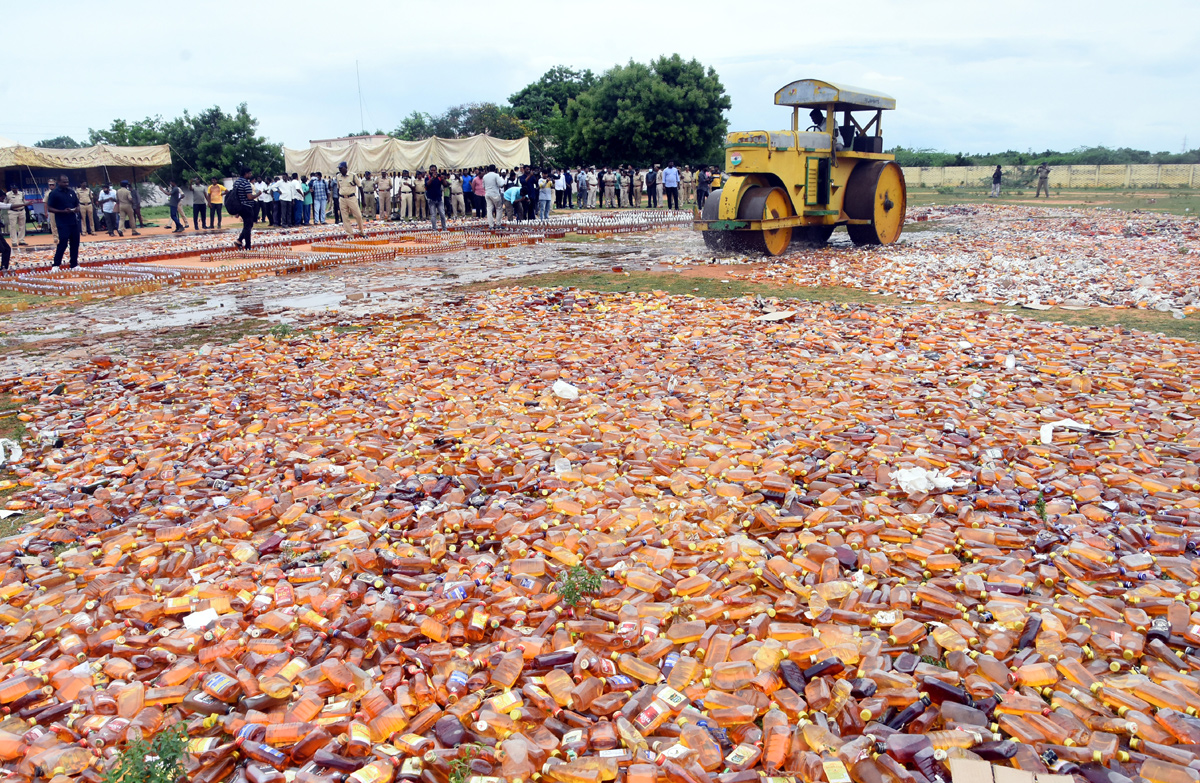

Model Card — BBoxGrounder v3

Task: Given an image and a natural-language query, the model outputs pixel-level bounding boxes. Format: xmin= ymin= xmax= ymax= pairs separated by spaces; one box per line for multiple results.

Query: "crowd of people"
xmin=0 ymin=161 xmax=722 ymax=268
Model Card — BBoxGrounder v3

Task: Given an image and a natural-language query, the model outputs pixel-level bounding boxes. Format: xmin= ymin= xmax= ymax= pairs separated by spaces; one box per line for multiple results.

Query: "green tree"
xmin=87 ymin=104 xmax=284 ymax=183
xmin=564 ymin=54 xmax=731 ymax=167
xmin=34 ymin=136 xmax=83 ymax=149
xmin=393 ymin=111 xmax=435 ymax=141
xmin=509 ymin=67 xmax=596 ymax=166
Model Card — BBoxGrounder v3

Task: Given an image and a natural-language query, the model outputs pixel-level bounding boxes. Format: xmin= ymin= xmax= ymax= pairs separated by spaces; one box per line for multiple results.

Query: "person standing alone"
xmin=1035 ymin=163 xmax=1050 ymax=198
xmin=117 ymin=181 xmax=139 ymax=235
xmin=231 ymin=167 xmax=256 ymax=249
xmin=991 ymin=166 xmax=1002 ymax=198
xmin=335 ymin=162 xmax=364 ymax=236
xmin=167 ymin=179 xmax=185 ymax=232
xmin=45 ymin=175 xmax=81 ymax=268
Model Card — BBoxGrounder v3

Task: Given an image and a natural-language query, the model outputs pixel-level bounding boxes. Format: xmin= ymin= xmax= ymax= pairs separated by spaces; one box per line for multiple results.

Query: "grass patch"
xmin=0 ymin=290 xmax=55 ymax=310
xmin=0 ymin=395 xmax=31 ymax=538
xmin=151 ymin=318 xmax=276 ymax=350
xmin=459 ymin=271 xmax=1200 ymax=342
xmin=464 ymin=270 xmax=892 ymax=304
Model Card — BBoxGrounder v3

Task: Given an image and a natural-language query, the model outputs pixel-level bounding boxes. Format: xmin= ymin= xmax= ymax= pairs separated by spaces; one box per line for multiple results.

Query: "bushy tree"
xmin=34 ymin=136 xmax=83 ymax=149
xmin=509 ymin=66 xmax=596 ymax=166
xmin=88 ymin=103 xmax=284 ymax=182
xmin=564 ymin=55 xmax=731 ymax=167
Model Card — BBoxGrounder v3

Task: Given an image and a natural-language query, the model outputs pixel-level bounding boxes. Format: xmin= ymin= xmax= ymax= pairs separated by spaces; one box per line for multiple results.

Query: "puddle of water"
xmin=90 ymin=295 xmax=239 ymax=333
xmin=265 ymin=292 xmax=344 ymax=310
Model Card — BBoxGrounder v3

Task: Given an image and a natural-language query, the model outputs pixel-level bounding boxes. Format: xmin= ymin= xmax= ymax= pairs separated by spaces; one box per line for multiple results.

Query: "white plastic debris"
xmin=183 ymin=608 xmax=219 ymax=631
xmin=0 ymin=439 xmax=21 ymax=466
xmin=552 ymin=380 xmax=580 ymax=401
xmin=1039 ymin=418 xmax=1091 ymax=444
xmin=893 ymin=467 xmax=961 ymax=494
xmin=754 ymin=310 xmax=797 ymax=322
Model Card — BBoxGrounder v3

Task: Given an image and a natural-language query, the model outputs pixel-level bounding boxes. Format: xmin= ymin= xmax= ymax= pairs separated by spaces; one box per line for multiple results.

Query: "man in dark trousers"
xmin=425 ymin=165 xmax=447 ymax=231
xmin=45 ymin=175 xmax=81 ymax=268
xmin=645 ymin=166 xmax=657 ymax=208
xmin=232 ymin=167 xmax=257 ymax=250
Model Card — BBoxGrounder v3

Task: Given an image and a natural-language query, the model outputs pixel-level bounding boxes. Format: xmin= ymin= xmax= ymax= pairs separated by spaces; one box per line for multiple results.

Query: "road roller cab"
xmin=696 ymin=79 xmax=907 ymax=255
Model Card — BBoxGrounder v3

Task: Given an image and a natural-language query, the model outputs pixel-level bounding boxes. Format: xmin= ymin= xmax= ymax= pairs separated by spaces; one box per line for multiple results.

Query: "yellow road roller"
xmin=695 ymin=79 xmax=906 ymax=255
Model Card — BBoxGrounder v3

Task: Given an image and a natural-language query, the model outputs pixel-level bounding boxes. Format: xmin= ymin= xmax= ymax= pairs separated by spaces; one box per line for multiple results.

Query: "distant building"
xmin=309 ymin=135 xmax=391 ymax=149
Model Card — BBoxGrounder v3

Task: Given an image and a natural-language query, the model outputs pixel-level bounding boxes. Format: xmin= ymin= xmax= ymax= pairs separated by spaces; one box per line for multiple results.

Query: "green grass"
xmin=0 ymin=395 xmax=30 ymax=538
xmin=0 ymin=290 xmax=54 ymax=310
xmin=461 ymin=271 xmax=1200 ymax=342
xmin=908 ymin=188 xmax=1200 ymax=216
xmin=140 ymin=205 xmax=171 ymax=220
xmin=466 ymin=270 xmax=891 ymax=304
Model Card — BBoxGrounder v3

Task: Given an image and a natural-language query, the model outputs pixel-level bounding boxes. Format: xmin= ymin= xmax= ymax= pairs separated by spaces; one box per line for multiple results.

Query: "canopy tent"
xmin=0 ymin=142 xmax=172 ymax=187
xmin=284 ymin=135 xmax=530 ymax=175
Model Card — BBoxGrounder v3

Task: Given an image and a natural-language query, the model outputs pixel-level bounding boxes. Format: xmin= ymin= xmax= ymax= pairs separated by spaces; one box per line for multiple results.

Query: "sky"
xmin=2 ymin=0 xmax=1197 ymax=155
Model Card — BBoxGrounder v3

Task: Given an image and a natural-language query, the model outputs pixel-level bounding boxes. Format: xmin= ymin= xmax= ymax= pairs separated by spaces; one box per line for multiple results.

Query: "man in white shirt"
xmin=554 ymin=171 xmax=566 ymax=210
xmin=255 ymin=179 xmax=273 ymax=225
xmin=279 ymin=174 xmax=294 ymax=227
xmin=586 ymin=169 xmax=599 ymax=208
xmin=97 ymin=184 xmax=119 ymax=236
xmin=481 ymin=165 xmax=506 ymax=229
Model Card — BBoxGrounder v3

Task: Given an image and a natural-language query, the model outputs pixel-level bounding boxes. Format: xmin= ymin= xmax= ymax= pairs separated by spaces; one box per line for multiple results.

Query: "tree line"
xmin=891 ymin=146 xmax=1200 ymax=167
xmin=390 ymin=56 xmax=731 ymax=168
xmin=36 ymin=104 xmax=285 ymax=185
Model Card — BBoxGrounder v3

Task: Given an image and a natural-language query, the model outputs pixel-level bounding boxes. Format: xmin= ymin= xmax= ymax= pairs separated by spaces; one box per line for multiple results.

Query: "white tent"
xmin=284 ymin=135 xmax=530 ymax=175
xmin=0 ymin=142 xmax=171 ymax=183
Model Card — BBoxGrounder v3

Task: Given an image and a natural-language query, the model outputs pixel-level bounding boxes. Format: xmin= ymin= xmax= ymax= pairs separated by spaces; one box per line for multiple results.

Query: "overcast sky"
xmin=2 ymin=0 xmax=1196 ymax=155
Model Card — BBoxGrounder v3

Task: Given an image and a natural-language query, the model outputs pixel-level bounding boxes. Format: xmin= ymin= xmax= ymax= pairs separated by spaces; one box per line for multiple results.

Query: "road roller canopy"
xmin=774 ymin=79 xmax=896 ymax=111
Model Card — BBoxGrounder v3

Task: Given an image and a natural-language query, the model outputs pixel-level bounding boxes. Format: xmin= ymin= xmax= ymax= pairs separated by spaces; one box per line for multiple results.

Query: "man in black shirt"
xmin=232 ymin=167 xmax=256 ymax=250
xmin=425 ymin=165 xmax=447 ymax=231
xmin=645 ymin=167 xmax=658 ymax=208
xmin=45 ymin=175 xmax=81 ymax=268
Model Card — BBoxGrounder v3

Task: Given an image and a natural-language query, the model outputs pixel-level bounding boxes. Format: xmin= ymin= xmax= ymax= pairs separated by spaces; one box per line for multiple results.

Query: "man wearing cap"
xmin=75 ymin=182 xmax=96 ymax=235
xmin=43 ymin=180 xmax=59 ymax=242
xmin=399 ymin=171 xmax=414 ymax=220
xmin=360 ymin=171 xmax=376 ymax=220
xmin=117 ymin=180 xmax=139 ymax=235
xmin=449 ymin=171 xmax=465 ymax=219
xmin=377 ymin=171 xmax=393 ymax=220
xmin=335 ymin=162 xmax=365 ymax=236
xmin=414 ymin=171 xmax=427 ymax=220
xmin=681 ymin=166 xmax=694 ymax=207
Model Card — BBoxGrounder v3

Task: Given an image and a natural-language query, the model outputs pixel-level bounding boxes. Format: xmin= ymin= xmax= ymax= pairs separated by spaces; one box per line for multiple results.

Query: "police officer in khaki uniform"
xmin=414 ymin=171 xmax=427 ymax=219
xmin=399 ymin=171 xmax=414 ymax=220
xmin=75 ymin=183 xmax=96 ymax=234
xmin=449 ymin=171 xmax=465 ymax=219
xmin=116 ymin=180 xmax=139 ymax=236
xmin=335 ymin=162 xmax=364 ymax=236
xmin=43 ymin=180 xmax=59 ymax=241
xmin=360 ymin=171 xmax=376 ymax=219
xmin=603 ymin=170 xmax=616 ymax=208
xmin=377 ymin=171 xmax=392 ymax=219
xmin=5 ymin=186 xmax=26 ymax=246
xmin=681 ymin=167 xmax=695 ymax=206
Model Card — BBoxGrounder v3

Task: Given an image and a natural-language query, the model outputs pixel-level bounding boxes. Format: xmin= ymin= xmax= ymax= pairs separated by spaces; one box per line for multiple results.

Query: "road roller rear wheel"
xmin=795 ymin=225 xmax=835 ymax=246
xmin=701 ymin=188 xmax=726 ymax=251
xmin=736 ymin=186 xmax=793 ymax=256
xmin=844 ymin=161 xmax=906 ymax=246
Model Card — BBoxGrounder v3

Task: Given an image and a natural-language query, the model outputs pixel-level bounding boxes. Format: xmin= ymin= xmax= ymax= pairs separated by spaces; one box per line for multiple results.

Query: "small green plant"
xmin=919 ymin=654 xmax=948 ymax=669
xmin=103 ymin=723 xmax=187 ymax=783
xmin=449 ymin=744 xmax=484 ymax=783
xmin=936 ymin=186 xmax=955 ymax=195
xmin=1035 ymin=491 xmax=1047 ymax=522
xmin=1180 ymin=245 xmax=1191 ymax=255
xmin=267 ymin=323 xmax=295 ymax=339
xmin=556 ymin=563 xmax=602 ymax=606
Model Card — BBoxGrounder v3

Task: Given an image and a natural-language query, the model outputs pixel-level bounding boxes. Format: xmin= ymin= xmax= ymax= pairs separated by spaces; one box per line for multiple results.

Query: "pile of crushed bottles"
xmin=2 ymin=288 xmax=1200 ymax=783
xmin=722 ymin=205 xmax=1200 ymax=312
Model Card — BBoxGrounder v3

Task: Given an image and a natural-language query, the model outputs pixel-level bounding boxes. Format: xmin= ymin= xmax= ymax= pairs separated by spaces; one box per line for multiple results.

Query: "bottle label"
xmin=399 ymin=757 xmax=422 ymax=775
xmin=562 ymin=729 xmax=585 ymax=746
xmin=634 ymin=702 xmax=665 ymax=731
xmin=726 ymin=744 xmax=756 ymax=766
xmin=350 ymin=723 xmax=372 ymax=744
xmin=188 ymin=737 xmax=220 ymax=754
xmin=657 ymin=686 xmax=687 ymax=710
xmin=448 ymin=670 xmax=469 ymax=688
xmin=823 ymin=761 xmax=852 ymax=783
xmin=598 ymin=749 xmax=625 ymax=758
